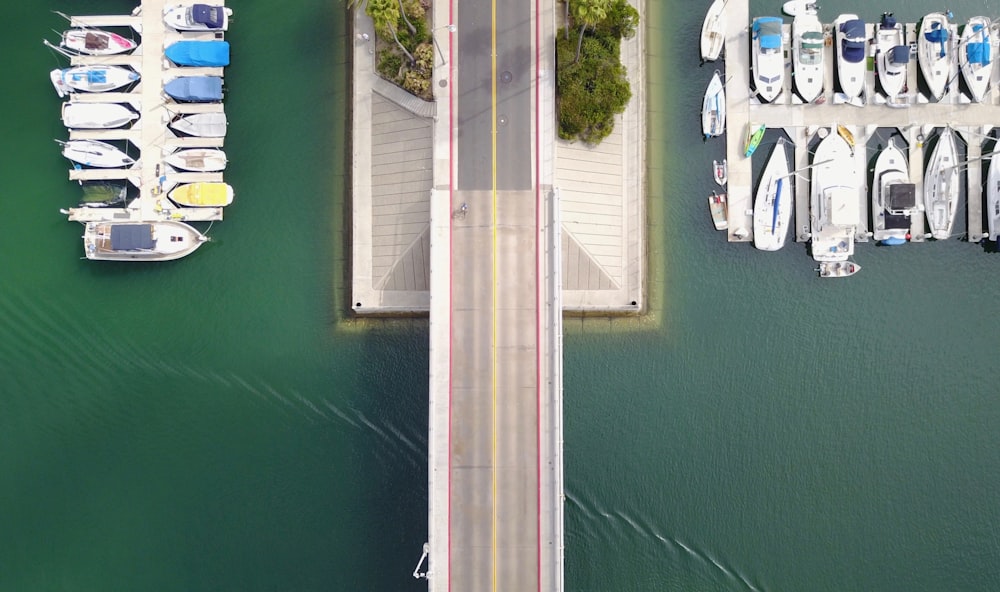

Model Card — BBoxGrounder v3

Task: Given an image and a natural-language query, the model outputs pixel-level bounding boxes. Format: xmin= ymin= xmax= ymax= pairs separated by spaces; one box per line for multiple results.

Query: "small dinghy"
xmin=817 ymin=261 xmax=861 ymax=278
xmin=708 ymin=192 xmax=728 ymax=230
xmin=713 ymin=159 xmax=728 ymax=186
xmin=164 ymin=148 xmax=228 ymax=172
xmin=59 ymin=139 xmax=135 ymax=168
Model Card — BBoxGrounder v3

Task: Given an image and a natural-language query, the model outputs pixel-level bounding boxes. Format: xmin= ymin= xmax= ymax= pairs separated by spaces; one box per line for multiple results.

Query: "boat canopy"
xmin=71 ymin=68 xmax=108 ymax=85
xmin=889 ymin=45 xmax=910 ymax=65
xmin=966 ymin=42 xmax=990 ymax=66
xmin=802 ymin=31 xmax=824 ymax=48
xmin=888 ymin=183 xmax=917 ymax=211
xmin=925 ymin=22 xmax=950 ymax=58
xmin=110 ymin=225 xmax=154 ymax=251
xmin=754 ymin=18 xmax=783 ymax=48
xmin=164 ymin=76 xmax=223 ymax=102
xmin=165 ymin=41 xmax=231 ymax=67
xmin=881 ymin=14 xmax=897 ymax=30
xmin=842 ymin=39 xmax=865 ymax=63
xmin=841 ymin=19 xmax=865 ymax=40
xmin=191 ymin=4 xmax=226 ymax=29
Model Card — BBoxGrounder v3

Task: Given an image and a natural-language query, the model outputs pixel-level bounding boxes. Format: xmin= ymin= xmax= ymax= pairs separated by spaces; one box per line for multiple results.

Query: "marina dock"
xmin=723 ymin=0 xmax=998 ymax=245
xmin=56 ymin=1 xmax=229 ymax=226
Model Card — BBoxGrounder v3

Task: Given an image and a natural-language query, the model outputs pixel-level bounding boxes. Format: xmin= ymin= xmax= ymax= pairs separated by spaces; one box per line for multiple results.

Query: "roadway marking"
xmin=490 ymin=0 xmax=499 ymax=589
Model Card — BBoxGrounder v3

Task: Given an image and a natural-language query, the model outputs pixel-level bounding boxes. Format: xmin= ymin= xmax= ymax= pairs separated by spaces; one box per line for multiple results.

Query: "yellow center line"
xmin=490 ymin=0 xmax=498 ymax=589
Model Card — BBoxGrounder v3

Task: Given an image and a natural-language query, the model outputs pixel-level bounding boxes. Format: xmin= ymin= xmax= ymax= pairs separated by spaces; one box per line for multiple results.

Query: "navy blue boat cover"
xmin=110 ymin=225 xmax=154 ymax=251
xmin=890 ymin=45 xmax=910 ymax=64
xmin=165 ymin=41 xmax=230 ymax=67
xmin=164 ymin=76 xmax=223 ymax=101
xmin=192 ymin=4 xmax=225 ymax=29
xmin=841 ymin=19 xmax=865 ymax=39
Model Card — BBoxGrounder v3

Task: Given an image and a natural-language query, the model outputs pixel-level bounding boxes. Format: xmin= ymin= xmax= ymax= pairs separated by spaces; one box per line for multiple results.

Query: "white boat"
xmin=59 ymin=139 xmax=135 ymax=168
xmin=918 ymin=12 xmax=953 ymax=101
xmin=82 ymin=220 xmax=208 ymax=261
xmin=61 ymin=29 xmax=136 ymax=55
xmin=959 ymin=17 xmax=993 ymax=103
xmin=50 ymin=66 xmax=139 ymax=98
xmin=988 ymin=151 xmax=1000 ymax=241
xmin=164 ymin=148 xmax=228 ymax=172
xmin=751 ymin=16 xmax=784 ymax=103
xmin=702 ymin=70 xmax=725 ymax=138
xmin=834 ymin=14 xmax=867 ymax=99
xmin=810 ymin=132 xmax=859 ymax=262
xmin=782 ymin=1 xmax=818 ymax=17
xmin=871 ymin=139 xmax=916 ymax=245
xmin=791 ymin=10 xmax=824 ymax=103
xmin=700 ymin=0 xmax=726 ymax=62
xmin=61 ymin=102 xmax=138 ymax=129
xmin=923 ymin=128 xmax=960 ymax=240
xmin=708 ymin=192 xmax=728 ymax=230
xmin=164 ymin=4 xmax=232 ymax=31
xmin=753 ymin=138 xmax=793 ymax=251
xmin=875 ymin=13 xmax=910 ymax=100
xmin=818 ymin=261 xmax=861 ymax=277
xmin=713 ymin=159 xmax=728 ymax=186
xmin=168 ymin=112 xmax=227 ymax=137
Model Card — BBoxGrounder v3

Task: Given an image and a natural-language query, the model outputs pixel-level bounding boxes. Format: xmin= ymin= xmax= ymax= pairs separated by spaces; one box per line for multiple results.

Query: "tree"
xmin=572 ymin=0 xmax=610 ymax=64
xmin=366 ymin=0 xmax=415 ymax=64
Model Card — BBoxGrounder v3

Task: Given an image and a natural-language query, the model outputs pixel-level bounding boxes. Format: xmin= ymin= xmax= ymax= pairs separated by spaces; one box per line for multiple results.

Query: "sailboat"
xmin=959 ymin=17 xmax=993 ymax=103
xmin=871 ymin=139 xmax=916 ymax=245
xmin=702 ymin=71 xmax=726 ymax=138
xmin=59 ymin=139 xmax=135 ymax=168
xmin=753 ymin=138 xmax=793 ymax=251
xmin=168 ymin=112 xmax=227 ymax=137
xmin=61 ymin=102 xmax=138 ymax=129
xmin=700 ymin=0 xmax=726 ymax=62
xmin=49 ymin=65 xmax=139 ymax=98
xmin=164 ymin=148 xmax=228 ymax=172
xmin=918 ymin=12 xmax=953 ymax=101
xmin=60 ymin=28 xmax=136 ymax=55
xmin=923 ymin=128 xmax=960 ymax=240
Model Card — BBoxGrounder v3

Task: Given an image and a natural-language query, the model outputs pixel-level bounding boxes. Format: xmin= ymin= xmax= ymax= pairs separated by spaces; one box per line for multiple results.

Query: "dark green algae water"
xmin=1 ymin=0 xmax=998 ymax=590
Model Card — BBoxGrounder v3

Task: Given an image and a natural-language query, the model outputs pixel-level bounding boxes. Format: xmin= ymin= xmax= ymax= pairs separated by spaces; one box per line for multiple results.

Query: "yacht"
xmin=959 ymin=17 xmax=993 ymax=102
xmin=753 ymin=139 xmax=793 ymax=251
xmin=751 ymin=17 xmax=785 ymax=103
xmin=918 ymin=12 xmax=953 ymax=101
xmin=871 ymin=139 xmax=916 ymax=245
xmin=810 ymin=131 xmax=859 ymax=262
xmin=875 ymin=13 xmax=910 ymax=100
xmin=791 ymin=9 xmax=825 ymax=102
xmin=923 ymin=128 xmax=960 ymax=240
xmin=834 ymin=14 xmax=867 ymax=99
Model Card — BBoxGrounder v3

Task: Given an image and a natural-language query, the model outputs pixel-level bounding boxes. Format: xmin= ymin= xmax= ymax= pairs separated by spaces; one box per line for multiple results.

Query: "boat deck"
xmin=724 ymin=4 xmax=997 ymax=243
xmin=60 ymin=0 xmax=228 ymax=225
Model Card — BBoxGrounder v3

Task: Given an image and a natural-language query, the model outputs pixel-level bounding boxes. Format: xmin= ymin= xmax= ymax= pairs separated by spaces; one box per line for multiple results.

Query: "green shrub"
xmin=403 ymin=70 xmax=431 ymax=96
xmin=377 ymin=51 xmax=404 ymax=81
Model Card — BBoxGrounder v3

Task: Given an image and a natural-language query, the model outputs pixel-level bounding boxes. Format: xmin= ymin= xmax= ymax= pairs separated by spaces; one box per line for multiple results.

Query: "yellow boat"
xmin=837 ymin=124 xmax=856 ymax=155
xmin=167 ymin=182 xmax=234 ymax=207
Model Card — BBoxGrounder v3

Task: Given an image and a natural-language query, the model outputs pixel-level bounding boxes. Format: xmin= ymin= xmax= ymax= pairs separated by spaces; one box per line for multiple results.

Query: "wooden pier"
xmin=56 ymin=1 xmax=229 ymax=225
xmin=723 ymin=1 xmax=997 ymax=245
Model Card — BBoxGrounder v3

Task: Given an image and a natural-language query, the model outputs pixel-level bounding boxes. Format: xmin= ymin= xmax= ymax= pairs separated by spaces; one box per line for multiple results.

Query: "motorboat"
xmin=791 ymin=9 xmax=824 ymax=103
xmin=164 ymin=4 xmax=232 ymax=31
xmin=169 ymin=112 xmax=227 ymax=137
xmin=713 ymin=159 xmax=728 ymax=186
xmin=834 ymin=14 xmax=867 ymax=99
xmin=918 ymin=12 xmax=953 ymax=101
xmin=988 ymin=151 xmax=1000 ymax=241
xmin=59 ymin=139 xmax=135 ymax=168
xmin=164 ymin=148 xmax=228 ymax=172
xmin=783 ymin=1 xmax=818 ymax=17
xmin=923 ymin=128 xmax=960 ymax=240
xmin=959 ymin=17 xmax=992 ymax=102
xmin=810 ymin=132 xmax=859 ymax=262
xmin=168 ymin=182 xmax=234 ymax=207
xmin=751 ymin=16 xmax=784 ymax=103
xmin=702 ymin=70 xmax=725 ymax=138
xmin=753 ymin=138 xmax=793 ymax=251
xmin=817 ymin=261 xmax=861 ymax=277
xmin=875 ymin=13 xmax=909 ymax=100
xmin=700 ymin=0 xmax=726 ymax=62
xmin=60 ymin=29 xmax=136 ymax=55
xmin=871 ymin=139 xmax=916 ymax=245
xmin=744 ymin=123 xmax=766 ymax=157
xmin=708 ymin=192 xmax=728 ymax=230
xmin=82 ymin=220 xmax=208 ymax=261
xmin=164 ymin=76 xmax=223 ymax=102
xmin=165 ymin=40 xmax=231 ymax=67
xmin=61 ymin=102 xmax=138 ymax=129
xmin=49 ymin=66 xmax=139 ymax=98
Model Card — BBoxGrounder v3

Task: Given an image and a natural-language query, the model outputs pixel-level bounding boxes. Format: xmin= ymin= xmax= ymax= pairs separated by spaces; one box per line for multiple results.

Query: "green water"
xmin=1 ymin=0 xmax=998 ymax=590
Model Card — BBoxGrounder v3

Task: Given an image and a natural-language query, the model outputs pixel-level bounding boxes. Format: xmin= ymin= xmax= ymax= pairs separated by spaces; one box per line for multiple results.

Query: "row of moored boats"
xmin=47 ymin=4 xmax=234 ymax=261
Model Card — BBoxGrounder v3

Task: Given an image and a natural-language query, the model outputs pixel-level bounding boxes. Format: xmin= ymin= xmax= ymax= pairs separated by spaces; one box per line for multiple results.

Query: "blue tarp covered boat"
xmin=164 ymin=76 xmax=223 ymax=102
xmin=165 ymin=40 xmax=230 ymax=67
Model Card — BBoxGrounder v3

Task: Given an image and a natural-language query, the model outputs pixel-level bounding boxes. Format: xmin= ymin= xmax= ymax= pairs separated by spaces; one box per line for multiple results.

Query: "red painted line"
xmin=533 ymin=0 xmax=542 ymax=590
xmin=447 ymin=0 xmax=455 ymax=590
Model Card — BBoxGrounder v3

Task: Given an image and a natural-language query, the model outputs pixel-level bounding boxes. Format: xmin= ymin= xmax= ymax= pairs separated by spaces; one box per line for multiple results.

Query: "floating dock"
xmin=55 ymin=1 xmax=229 ymax=225
xmin=723 ymin=2 xmax=997 ymax=245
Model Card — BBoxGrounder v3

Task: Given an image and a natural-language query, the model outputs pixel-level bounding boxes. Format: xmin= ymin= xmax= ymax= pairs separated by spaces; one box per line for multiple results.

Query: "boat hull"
xmin=834 ymin=14 xmax=867 ymax=99
xmin=61 ymin=102 xmax=138 ymax=129
xmin=61 ymin=29 xmax=136 ymax=55
xmin=923 ymin=129 xmax=960 ymax=240
xmin=810 ymin=132 xmax=859 ymax=262
xmin=61 ymin=140 xmax=135 ymax=168
xmin=83 ymin=220 xmax=207 ymax=261
xmin=871 ymin=140 xmax=912 ymax=244
xmin=917 ymin=13 xmax=953 ymax=101
xmin=169 ymin=112 xmax=228 ymax=137
xmin=753 ymin=140 xmax=792 ymax=251
xmin=700 ymin=0 xmax=726 ymax=61
xmin=702 ymin=71 xmax=726 ymax=138
xmin=708 ymin=193 xmax=728 ymax=230
xmin=164 ymin=149 xmax=228 ymax=172
xmin=959 ymin=17 xmax=992 ymax=103
xmin=751 ymin=17 xmax=785 ymax=103
xmin=792 ymin=13 xmax=824 ymax=102
xmin=164 ymin=4 xmax=232 ymax=31
xmin=168 ymin=182 xmax=234 ymax=207
xmin=875 ymin=21 xmax=908 ymax=99
xmin=818 ymin=261 xmax=861 ymax=277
